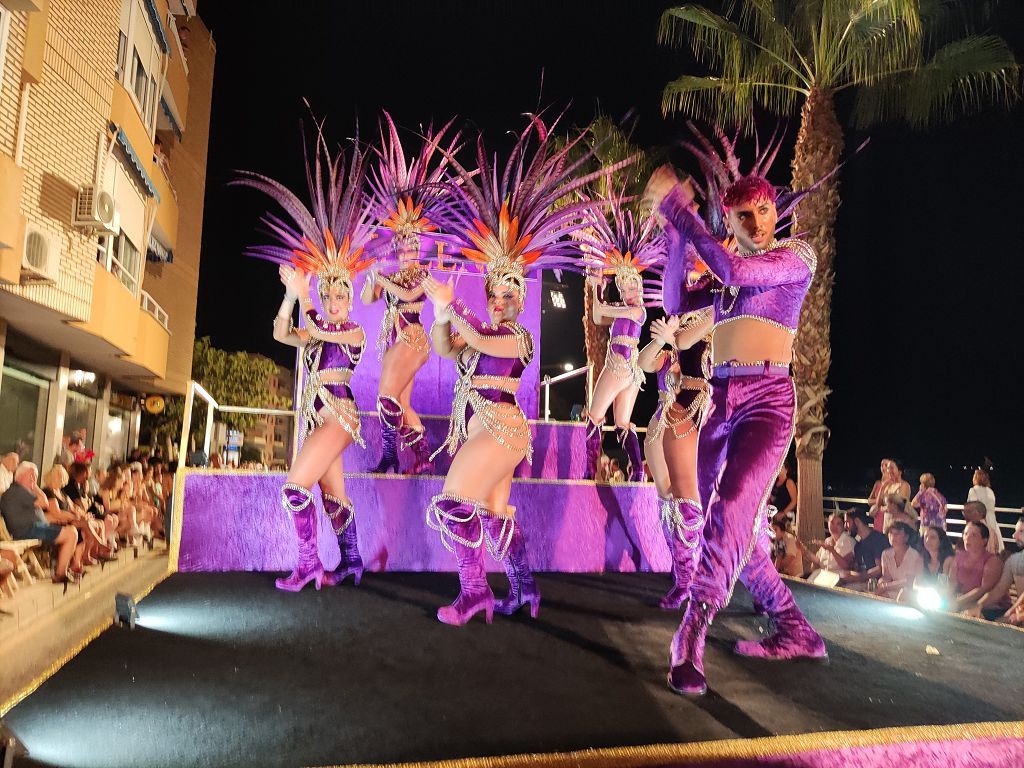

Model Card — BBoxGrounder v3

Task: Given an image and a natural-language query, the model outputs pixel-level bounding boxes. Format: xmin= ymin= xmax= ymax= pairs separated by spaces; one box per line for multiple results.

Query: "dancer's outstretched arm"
xmin=589 ymin=277 xmax=644 ymax=323
xmin=425 ymin=277 xmax=532 ymax=361
xmin=274 ymin=265 xmax=309 ymax=348
xmin=374 ymin=271 xmax=425 ymax=303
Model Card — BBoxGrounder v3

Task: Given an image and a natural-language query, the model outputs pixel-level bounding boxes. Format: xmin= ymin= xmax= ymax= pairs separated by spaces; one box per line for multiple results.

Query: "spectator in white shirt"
xmin=967 ymin=469 xmax=1003 ymax=554
xmin=0 ymin=453 xmax=18 ymax=494
xmin=877 ymin=521 xmax=924 ymax=599
xmin=798 ymin=512 xmax=855 ymax=576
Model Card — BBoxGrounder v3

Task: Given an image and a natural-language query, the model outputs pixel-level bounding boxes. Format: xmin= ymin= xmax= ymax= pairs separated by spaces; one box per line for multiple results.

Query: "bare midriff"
xmin=318 ymin=369 xmax=354 ymax=386
xmin=711 ymin=319 xmax=794 ymax=366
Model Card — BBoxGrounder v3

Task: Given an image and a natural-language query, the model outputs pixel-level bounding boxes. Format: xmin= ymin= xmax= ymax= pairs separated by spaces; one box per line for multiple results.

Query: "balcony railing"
xmin=140 ymin=290 xmax=169 ymax=329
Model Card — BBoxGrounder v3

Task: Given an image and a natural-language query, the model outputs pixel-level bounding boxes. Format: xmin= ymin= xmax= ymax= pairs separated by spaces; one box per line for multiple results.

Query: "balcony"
xmin=0 ymin=152 xmax=26 ymax=284
xmin=125 ymin=301 xmax=170 ymax=378
xmin=110 ymin=82 xmax=154 ymax=164
xmin=151 ymin=159 xmax=178 ymax=251
xmin=162 ymin=15 xmax=190 ymax=131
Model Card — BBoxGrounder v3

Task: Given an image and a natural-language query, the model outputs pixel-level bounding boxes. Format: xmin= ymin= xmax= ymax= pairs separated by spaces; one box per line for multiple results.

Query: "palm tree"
xmin=658 ymin=0 xmax=1019 ymax=540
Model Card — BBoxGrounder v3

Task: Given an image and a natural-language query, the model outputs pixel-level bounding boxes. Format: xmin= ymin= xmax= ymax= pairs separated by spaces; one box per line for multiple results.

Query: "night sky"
xmin=194 ymin=1 xmax=1024 ymax=502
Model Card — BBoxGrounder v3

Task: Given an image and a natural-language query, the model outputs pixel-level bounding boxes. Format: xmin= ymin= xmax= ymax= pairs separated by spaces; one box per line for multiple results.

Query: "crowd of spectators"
xmin=771 ymin=459 xmax=1023 ymax=626
xmin=0 ymin=440 xmax=173 ymax=604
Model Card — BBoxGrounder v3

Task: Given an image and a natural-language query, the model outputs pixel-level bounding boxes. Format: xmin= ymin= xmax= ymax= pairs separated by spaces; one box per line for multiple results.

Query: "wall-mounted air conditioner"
xmin=21 ymin=227 xmax=57 ymax=283
xmin=73 ymin=185 xmax=118 ymax=232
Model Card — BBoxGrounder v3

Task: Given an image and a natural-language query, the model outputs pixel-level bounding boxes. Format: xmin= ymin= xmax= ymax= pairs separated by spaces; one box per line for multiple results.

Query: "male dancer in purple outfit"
xmin=644 ymin=165 xmax=827 ymax=696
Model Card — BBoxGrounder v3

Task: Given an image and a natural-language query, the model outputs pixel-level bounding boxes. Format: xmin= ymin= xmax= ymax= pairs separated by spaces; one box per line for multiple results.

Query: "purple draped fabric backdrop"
xmin=311 ymin=269 xmax=542 ymax=419
xmin=176 ymin=471 xmax=666 ymax=573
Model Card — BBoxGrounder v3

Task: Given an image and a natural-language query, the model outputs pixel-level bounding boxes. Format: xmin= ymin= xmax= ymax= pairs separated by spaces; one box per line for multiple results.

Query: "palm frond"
xmin=661 ymin=74 xmax=805 ymax=125
xmin=852 ymin=34 xmax=1021 ymax=129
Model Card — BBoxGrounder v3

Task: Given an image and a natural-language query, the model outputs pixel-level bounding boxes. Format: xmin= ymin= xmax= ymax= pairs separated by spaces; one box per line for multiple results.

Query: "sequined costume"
xmin=423 ymin=113 xmax=621 ymax=626
xmin=235 ymin=126 xmax=385 ymax=594
xmin=606 ymin=312 xmax=647 ymax=391
xmin=364 ymin=112 xmax=461 ymax=476
xmin=431 ymin=299 xmax=535 ymax=465
xmin=661 ymin=183 xmax=826 ymax=695
xmin=298 ymin=309 xmax=366 ymax=447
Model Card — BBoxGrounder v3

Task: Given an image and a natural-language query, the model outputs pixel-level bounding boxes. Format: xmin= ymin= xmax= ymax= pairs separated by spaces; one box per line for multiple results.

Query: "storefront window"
xmin=0 ymin=366 xmax=50 ymax=466
xmin=100 ymin=405 xmax=131 ymax=469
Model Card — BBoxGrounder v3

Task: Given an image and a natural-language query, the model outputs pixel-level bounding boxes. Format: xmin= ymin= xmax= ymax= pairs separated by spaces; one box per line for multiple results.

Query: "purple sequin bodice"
xmin=610 ymin=311 xmax=643 ymax=357
xmin=660 ymin=187 xmax=816 ymax=332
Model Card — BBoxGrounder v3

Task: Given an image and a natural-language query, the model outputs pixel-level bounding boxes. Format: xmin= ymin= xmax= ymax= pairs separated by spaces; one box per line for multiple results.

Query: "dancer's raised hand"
xmin=423 ymin=276 xmax=454 ymax=320
xmin=651 ymin=315 xmax=680 ymax=346
xmin=279 ymin=265 xmax=310 ymax=300
xmin=642 ymin=164 xmax=687 ymax=211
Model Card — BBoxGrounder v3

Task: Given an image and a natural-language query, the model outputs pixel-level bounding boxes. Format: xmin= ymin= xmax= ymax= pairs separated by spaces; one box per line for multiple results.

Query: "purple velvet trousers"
xmin=691 ymin=372 xmax=796 ymax=609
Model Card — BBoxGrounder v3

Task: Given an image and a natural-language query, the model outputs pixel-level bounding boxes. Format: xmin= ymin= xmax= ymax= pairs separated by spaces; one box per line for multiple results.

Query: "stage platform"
xmin=4 ymin=573 xmax=1022 ymax=767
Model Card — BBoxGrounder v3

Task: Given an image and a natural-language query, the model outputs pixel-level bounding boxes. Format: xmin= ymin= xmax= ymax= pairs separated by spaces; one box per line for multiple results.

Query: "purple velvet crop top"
xmin=660 ymin=186 xmax=817 ymax=333
xmin=609 ymin=311 xmax=645 ymax=357
xmin=677 ymin=338 xmax=707 ymax=380
xmin=447 ymin=299 xmax=534 ymax=383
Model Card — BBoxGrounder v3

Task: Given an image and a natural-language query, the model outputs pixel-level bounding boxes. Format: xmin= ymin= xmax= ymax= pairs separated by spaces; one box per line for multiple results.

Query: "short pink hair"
xmin=722 ymin=175 xmax=777 ymax=210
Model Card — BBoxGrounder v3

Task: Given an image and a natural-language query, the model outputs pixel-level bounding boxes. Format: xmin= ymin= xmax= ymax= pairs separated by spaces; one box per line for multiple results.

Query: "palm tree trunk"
xmin=582 ymin=287 xmax=608 ymax=414
xmin=790 ymin=87 xmax=844 ymax=544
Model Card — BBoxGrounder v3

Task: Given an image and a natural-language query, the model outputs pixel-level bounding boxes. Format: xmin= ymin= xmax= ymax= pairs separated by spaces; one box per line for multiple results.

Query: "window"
xmin=0 ymin=365 xmax=50 ymax=467
xmin=132 ymin=48 xmax=147 ymax=105
xmin=147 ymin=74 xmax=157 ymax=128
xmin=111 ymin=232 xmax=141 ymax=294
xmin=116 ymin=31 xmax=128 ymax=79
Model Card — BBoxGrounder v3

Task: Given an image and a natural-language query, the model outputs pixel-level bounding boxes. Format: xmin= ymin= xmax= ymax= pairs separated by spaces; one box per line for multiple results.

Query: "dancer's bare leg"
xmin=663 ymin=416 xmax=700 ymax=502
xmin=379 ymin=342 xmax=429 ymax=423
xmin=645 ymin=419 xmax=671 ymax=498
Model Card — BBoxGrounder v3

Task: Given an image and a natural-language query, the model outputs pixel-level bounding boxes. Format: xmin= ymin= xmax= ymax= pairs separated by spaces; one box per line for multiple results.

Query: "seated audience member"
xmin=0 ymin=452 xmax=18 ymax=494
xmin=798 ymin=512 xmax=855 ymax=576
xmin=129 ymin=462 xmax=163 ymax=537
xmin=770 ymin=519 xmax=804 ymax=577
xmin=98 ymin=464 xmax=138 ymax=540
xmin=595 ymin=454 xmax=611 ymax=485
xmin=43 ymin=465 xmax=107 ymax=566
xmin=971 ymin=515 xmax=1024 ymax=623
xmin=918 ymin=525 xmax=956 ymax=584
xmin=950 ymin=520 xmax=1008 ymax=620
xmin=912 ymin=473 xmax=947 ymax=533
xmin=0 ymin=462 xmax=81 ymax=583
xmin=608 ymin=458 xmax=625 ymax=484
xmin=876 ymin=521 xmax=923 ymax=599
xmin=840 ymin=509 xmax=889 ymax=590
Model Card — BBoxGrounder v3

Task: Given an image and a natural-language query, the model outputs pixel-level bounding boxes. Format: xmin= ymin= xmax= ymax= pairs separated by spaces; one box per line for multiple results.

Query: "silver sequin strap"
xmin=424 ymin=492 xmax=485 ymax=553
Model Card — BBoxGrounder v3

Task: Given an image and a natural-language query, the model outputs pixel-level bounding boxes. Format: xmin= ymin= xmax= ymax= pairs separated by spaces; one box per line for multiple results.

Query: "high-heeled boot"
xmin=275 ymin=484 xmax=325 ymax=592
xmin=322 ymin=494 xmax=363 ymax=587
xmin=585 ymin=419 xmax=603 ymax=479
xmin=369 ymin=395 xmax=402 ymax=474
xmin=659 ymin=497 xmax=703 ymax=610
xmin=617 ymin=425 xmax=646 ymax=482
xmin=427 ymin=495 xmax=494 ymax=626
xmin=735 ymin=535 xmax=826 ymax=661
xmin=667 ymin=598 xmax=718 ymax=696
xmin=483 ymin=511 xmax=541 ymax=618
xmin=400 ymin=425 xmax=434 ymax=476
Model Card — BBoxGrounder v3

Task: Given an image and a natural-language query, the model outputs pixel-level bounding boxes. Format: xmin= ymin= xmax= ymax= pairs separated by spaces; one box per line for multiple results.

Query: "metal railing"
xmin=823 ymin=495 xmax=1018 ymax=545
xmin=177 ymin=380 xmax=295 ymax=466
xmin=140 ymin=290 xmax=169 ymax=329
xmin=540 ymin=363 xmax=593 ymax=422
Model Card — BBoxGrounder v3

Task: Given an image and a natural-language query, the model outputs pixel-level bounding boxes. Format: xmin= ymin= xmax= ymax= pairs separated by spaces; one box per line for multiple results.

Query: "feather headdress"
xmin=367 ymin=111 xmax=461 ymax=259
xmin=232 ymin=122 xmax=387 ymax=298
xmin=682 ymin=121 xmax=857 ymax=240
xmin=578 ymin=184 xmax=666 ymax=307
xmin=436 ymin=111 xmax=638 ymax=297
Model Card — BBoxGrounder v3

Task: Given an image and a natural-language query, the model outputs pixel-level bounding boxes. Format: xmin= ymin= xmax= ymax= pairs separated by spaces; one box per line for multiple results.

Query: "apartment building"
xmin=0 ymin=0 xmax=214 ymax=469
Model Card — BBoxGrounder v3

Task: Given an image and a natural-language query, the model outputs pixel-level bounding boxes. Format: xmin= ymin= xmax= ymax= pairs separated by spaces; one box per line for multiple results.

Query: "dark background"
xmin=194 ymin=0 xmax=1024 ymax=503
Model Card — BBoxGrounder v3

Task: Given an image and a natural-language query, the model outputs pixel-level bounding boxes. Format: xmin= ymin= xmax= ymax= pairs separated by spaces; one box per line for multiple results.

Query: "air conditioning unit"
xmin=73 ymin=185 xmax=118 ymax=231
xmin=21 ymin=228 xmax=57 ymax=283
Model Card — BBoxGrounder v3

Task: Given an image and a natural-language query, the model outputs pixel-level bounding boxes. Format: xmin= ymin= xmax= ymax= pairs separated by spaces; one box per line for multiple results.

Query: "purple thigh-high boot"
xmin=659 ymin=496 xmax=703 ymax=610
xmin=669 ymin=373 xmax=808 ymax=693
xmin=617 ymin=425 xmax=646 ymax=482
xmin=321 ymin=493 xmax=364 ymax=587
xmin=370 ymin=395 xmax=403 ymax=474
xmin=426 ymin=494 xmax=494 ymax=626
xmin=585 ymin=419 xmax=603 ymax=479
xmin=735 ymin=532 xmax=826 ymax=660
xmin=400 ymin=425 xmax=434 ymax=476
xmin=275 ymin=484 xmax=325 ymax=592
xmin=483 ymin=509 xmax=541 ymax=618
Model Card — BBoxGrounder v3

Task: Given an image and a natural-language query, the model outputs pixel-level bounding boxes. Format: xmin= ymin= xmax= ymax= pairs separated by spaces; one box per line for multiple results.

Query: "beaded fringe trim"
xmin=322 ymin=492 xmax=355 ymax=536
xmin=425 ymin=492 xmax=485 ymax=553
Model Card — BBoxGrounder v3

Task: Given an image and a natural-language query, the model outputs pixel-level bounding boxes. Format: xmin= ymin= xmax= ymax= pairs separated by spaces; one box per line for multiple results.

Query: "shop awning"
xmin=147 ymin=235 xmax=173 ymax=263
xmin=144 ymin=0 xmax=170 ymax=53
xmin=160 ymin=97 xmax=183 ymax=140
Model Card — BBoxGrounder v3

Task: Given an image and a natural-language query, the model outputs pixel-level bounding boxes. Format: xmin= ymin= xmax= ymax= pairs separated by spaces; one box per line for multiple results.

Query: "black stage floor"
xmin=6 ymin=572 xmax=1023 ymax=768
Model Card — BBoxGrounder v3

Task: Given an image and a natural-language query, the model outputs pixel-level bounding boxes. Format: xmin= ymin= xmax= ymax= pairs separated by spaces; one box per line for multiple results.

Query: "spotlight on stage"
xmin=0 ymin=718 xmax=28 ymax=768
xmin=563 ymin=362 xmax=574 ymax=372
xmin=549 ymin=289 xmax=566 ymax=309
xmin=114 ymin=592 xmax=139 ymax=629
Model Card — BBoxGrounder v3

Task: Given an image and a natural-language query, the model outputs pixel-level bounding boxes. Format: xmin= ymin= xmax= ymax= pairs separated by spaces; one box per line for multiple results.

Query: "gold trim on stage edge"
xmin=0 ymin=567 xmax=172 ymax=717
xmin=320 ymin=721 xmax=1024 ymax=768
